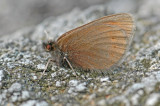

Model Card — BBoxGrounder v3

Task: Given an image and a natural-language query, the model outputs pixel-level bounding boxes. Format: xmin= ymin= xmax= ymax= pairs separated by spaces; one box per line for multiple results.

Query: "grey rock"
xmin=1 ymin=0 xmax=160 ymax=105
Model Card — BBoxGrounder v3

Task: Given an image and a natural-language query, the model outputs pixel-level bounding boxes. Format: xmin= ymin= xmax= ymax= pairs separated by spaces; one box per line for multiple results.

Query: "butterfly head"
xmin=43 ymin=41 xmax=57 ymax=52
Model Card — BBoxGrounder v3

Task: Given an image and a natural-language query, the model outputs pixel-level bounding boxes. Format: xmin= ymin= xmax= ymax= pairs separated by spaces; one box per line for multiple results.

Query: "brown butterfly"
xmin=42 ymin=13 xmax=135 ymax=75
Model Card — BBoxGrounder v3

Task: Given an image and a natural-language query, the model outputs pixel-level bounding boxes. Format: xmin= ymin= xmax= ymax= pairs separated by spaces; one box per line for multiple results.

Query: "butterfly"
xmin=42 ymin=13 xmax=135 ymax=75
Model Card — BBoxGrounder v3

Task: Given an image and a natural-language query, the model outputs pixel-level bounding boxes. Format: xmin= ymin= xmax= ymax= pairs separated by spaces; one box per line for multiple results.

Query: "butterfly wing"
xmin=57 ymin=13 xmax=135 ymax=70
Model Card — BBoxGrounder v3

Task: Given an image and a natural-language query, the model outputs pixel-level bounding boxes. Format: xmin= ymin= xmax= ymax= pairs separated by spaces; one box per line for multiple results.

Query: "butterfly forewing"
xmin=57 ymin=13 xmax=135 ymax=70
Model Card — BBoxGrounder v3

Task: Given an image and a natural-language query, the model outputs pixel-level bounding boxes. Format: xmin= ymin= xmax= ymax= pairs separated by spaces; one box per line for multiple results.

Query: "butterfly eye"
xmin=46 ymin=44 xmax=51 ymax=51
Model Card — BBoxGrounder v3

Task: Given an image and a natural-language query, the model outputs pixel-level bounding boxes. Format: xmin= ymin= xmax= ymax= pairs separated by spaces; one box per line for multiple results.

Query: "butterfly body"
xmin=43 ymin=13 xmax=135 ymax=73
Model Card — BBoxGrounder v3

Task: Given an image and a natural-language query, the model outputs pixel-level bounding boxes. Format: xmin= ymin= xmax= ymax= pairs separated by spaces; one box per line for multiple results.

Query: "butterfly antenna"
xmin=44 ymin=29 xmax=49 ymax=37
xmin=44 ymin=29 xmax=52 ymax=41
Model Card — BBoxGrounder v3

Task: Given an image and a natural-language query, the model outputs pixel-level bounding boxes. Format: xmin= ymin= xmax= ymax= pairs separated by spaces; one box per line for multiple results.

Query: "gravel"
xmin=1 ymin=0 xmax=160 ymax=105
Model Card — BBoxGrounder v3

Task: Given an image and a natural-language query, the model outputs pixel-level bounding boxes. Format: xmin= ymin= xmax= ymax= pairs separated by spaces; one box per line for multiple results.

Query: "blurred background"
xmin=0 ymin=0 xmax=138 ymax=37
xmin=0 ymin=0 xmax=106 ymax=37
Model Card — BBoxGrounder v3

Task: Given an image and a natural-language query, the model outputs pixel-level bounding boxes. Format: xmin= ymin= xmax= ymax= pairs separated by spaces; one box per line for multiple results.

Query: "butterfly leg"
xmin=63 ymin=57 xmax=78 ymax=77
xmin=40 ymin=58 xmax=55 ymax=78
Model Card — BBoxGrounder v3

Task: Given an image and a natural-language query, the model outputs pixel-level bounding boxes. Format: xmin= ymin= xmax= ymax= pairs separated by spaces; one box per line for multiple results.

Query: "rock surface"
xmin=1 ymin=0 xmax=160 ymax=105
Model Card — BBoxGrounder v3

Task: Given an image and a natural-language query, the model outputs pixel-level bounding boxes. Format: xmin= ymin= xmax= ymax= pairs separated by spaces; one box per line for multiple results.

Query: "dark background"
xmin=0 ymin=0 xmax=109 ymax=37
